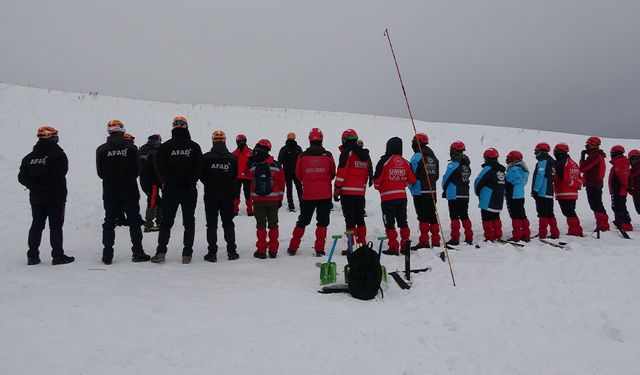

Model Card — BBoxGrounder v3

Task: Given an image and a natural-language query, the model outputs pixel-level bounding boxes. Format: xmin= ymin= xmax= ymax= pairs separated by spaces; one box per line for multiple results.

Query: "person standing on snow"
xmin=200 ymin=130 xmax=239 ymax=262
xmin=151 ymin=116 xmax=203 ymax=264
xmin=408 ymin=133 xmax=440 ymax=249
xmin=474 ymin=148 xmax=506 ymax=242
xmin=374 ymin=137 xmax=416 ymax=255
xmin=609 ymin=145 xmax=632 ymax=231
xmin=629 ymin=149 xmax=640 ymax=215
xmin=277 ymin=132 xmax=303 ymax=212
xmin=139 ymin=134 xmax=163 ymax=232
xmin=96 ymin=120 xmax=150 ymax=264
xmin=505 ymin=150 xmax=531 ymax=242
xmin=553 ymin=143 xmax=584 ymax=237
xmin=19 ymin=126 xmax=75 ymax=265
xmin=334 ymin=129 xmax=372 ymax=253
xmin=442 ymin=141 xmax=473 ymax=246
xmin=531 ymin=142 xmax=560 ymax=239
xmin=247 ymin=139 xmax=285 ymax=259
xmin=232 ymin=134 xmax=254 ymax=216
xmin=579 ymin=136 xmax=610 ymax=231
xmin=287 ymin=128 xmax=336 ymax=257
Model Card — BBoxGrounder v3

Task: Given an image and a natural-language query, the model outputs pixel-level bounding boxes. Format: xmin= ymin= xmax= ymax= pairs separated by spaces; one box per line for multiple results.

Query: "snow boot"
xmin=52 ymin=254 xmax=75 ymax=265
xmin=27 ymin=256 xmax=41 ymax=265
xmin=567 ymin=216 xmax=584 ymax=237
xmin=314 ymin=226 xmax=327 ymax=255
xmin=521 ymin=218 xmax=531 ymax=242
xmin=268 ymin=252 xmax=277 ymax=258
xmin=102 ymin=247 xmax=114 ymax=265
xmin=268 ymin=227 xmax=279 ymax=254
xmin=382 ymin=228 xmax=399 ymax=255
xmin=414 ymin=222 xmax=430 ymax=249
xmin=150 ymin=248 xmax=166 ymax=263
xmin=508 ymin=219 xmax=522 ymax=242
xmin=204 ymin=252 xmax=217 ymax=263
xmin=253 ymin=251 xmax=267 ymax=259
xmin=445 ymin=239 xmax=459 ymax=247
xmin=227 ymin=250 xmax=239 ymax=261
xmin=399 ymin=227 xmax=411 ymax=254
xmin=621 ymin=223 xmax=633 ymax=231
xmin=492 ymin=220 xmax=503 ymax=240
xmin=182 ymin=256 xmax=192 ymax=264
xmin=538 ymin=218 xmax=549 ymax=239
xmin=549 ymin=217 xmax=560 ymax=239
xmin=356 ymin=225 xmax=367 ymax=246
xmin=246 ymin=198 xmax=254 ymax=216
xmin=482 ymin=220 xmax=495 ymax=241
xmin=287 ymin=226 xmax=305 ymax=254
xmin=462 ymin=219 xmax=474 ymax=244
xmin=430 ymin=223 xmax=441 ymax=247
xmin=595 ymin=212 xmax=610 ymax=231
xmin=449 ymin=219 xmax=461 ymax=244
xmin=256 ymin=228 xmax=268 ymax=255
xmin=132 ymin=251 xmax=151 ymax=262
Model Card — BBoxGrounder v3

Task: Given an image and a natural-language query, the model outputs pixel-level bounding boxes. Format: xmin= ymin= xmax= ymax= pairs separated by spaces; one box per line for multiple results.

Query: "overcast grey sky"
xmin=1 ymin=0 xmax=639 ymax=137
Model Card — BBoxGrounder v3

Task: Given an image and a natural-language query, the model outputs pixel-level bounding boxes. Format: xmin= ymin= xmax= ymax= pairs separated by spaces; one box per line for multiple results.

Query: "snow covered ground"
xmin=1 ymin=84 xmax=639 ymax=374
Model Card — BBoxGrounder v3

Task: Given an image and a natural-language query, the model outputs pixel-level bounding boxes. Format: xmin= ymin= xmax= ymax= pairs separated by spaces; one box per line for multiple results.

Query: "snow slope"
xmin=1 ymin=84 xmax=639 ymax=375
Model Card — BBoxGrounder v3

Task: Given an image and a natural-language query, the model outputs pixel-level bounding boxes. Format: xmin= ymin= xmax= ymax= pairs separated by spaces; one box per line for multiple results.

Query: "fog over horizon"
xmin=1 ymin=0 xmax=639 ymax=138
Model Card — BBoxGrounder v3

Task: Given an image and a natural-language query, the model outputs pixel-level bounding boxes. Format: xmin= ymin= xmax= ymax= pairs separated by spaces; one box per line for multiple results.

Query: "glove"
xmin=581 ymin=149 xmax=588 ymax=160
xmin=441 ymin=191 xmax=446 ymax=199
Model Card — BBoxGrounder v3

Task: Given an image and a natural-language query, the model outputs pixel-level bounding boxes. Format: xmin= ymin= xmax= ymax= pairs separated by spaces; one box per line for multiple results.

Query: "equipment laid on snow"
xmin=320 ymin=235 xmax=342 ymax=285
xmin=346 ymin=242 xmax=383 ymax=300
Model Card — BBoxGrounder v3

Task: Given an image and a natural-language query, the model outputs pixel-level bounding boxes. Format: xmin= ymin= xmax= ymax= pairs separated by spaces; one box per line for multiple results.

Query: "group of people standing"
xmin=19 ymin=117 xmax=640 ymax=265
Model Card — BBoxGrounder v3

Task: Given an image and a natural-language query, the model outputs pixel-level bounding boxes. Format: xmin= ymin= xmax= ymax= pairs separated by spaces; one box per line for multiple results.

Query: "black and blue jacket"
xmin=532 ymin=153 xmax=555 ymax=199
xmin=442 ymin=155 xmax=471 ymax=200
xmin=474 ymin=160 xmax=506 ymax=212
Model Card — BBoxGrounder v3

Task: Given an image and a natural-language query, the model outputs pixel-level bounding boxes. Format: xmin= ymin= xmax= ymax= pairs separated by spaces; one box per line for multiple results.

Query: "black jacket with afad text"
xmin=96 ymin=133 xmax=141 ymax=201
xmin=19 ymin=139 xmax=69 ymax=204
xmin=154 ymin=128 xmax=203 ymax=189
xmin=201 ymin=143 xmax=239 ymax=201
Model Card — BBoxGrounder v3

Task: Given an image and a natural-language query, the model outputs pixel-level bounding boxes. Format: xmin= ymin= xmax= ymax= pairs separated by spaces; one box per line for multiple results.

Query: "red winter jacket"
xmin=609 ymin=155 xmax=630 ymax=196
xmin=296 ymin=144 xmax=336 ymax=200
xmin=554 ymin=155 xmax=582 ymax=200
xmin=579 ymin=148 xmax=606 ymax=189
xmin=373 ymin=155 xmax=416 ymax=202
xmin=630 ymin=159 xmax=640 ymax=196
xmin=335 ymin=143 xmax=372 ymax=197
xmin=246 ymin=155 xmax=285 ymax=202
xmin=233 ymin=146 xmax=253 ymax=180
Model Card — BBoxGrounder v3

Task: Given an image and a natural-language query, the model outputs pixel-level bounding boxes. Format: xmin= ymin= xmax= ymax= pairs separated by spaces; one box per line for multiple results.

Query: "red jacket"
xmin=373 ymin=155 xmax=416 ymax=202
xmin=554 ymin=156 xmax=582 ymax=200
xmin=296 ymin=144 xmax=336 ymax=200
xmin=630 ymin=159 xmax=640 ymax=196
xmin=609 ymin=155 xmax=630 ymax=196
xmin=233 ymin=146 xmax=253 ymax=180
xmin=335 ymin=147 xmax=372 ymax=197
xmin=579 ymin=149 xmax=606 ymax=189
xmin=247 ymin=155 xmax=285 ymax=202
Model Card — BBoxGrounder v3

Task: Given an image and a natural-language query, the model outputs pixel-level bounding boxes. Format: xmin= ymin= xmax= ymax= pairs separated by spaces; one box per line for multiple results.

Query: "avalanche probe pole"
xmin=384 ymin=28 xmax=456 ymax=287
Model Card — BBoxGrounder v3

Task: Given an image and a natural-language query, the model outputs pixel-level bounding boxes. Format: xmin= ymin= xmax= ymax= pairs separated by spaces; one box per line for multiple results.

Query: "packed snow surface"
xmin=1 ymin=84 xmax=639 ymax=374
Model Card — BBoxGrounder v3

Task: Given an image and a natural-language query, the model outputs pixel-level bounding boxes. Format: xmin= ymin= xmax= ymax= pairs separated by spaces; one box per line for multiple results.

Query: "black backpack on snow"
xmin=253 ymin=162 xmax=273 ymax=196
xmin=347 ymin=243 xmax=382 ymax=300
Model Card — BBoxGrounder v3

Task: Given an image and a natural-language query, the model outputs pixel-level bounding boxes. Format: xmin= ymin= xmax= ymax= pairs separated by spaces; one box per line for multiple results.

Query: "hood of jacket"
xmin=210 ymin=142 xmax=230 ymax=156
xmin=171 ymin=127 xmax=191 ymax=140
xmin=385 ymin=137 xmax=402 ymax=156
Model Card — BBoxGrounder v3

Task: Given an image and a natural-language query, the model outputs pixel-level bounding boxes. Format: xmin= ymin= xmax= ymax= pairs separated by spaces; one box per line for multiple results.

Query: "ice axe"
xmin=343 ymin=230 xmax=355 ymax=283
xmin=320 ymin=234 xmax=342 ymax=285
xmin=377 ymin=235 xmax=388 ymax=284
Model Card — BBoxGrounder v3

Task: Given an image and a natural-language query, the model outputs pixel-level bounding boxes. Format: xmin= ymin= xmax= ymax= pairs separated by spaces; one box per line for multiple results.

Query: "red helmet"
xmin=450 ymin=141 xmax=466 ymax=151
xmin=586 ymin=136 xmax=601 ymax=147
xmin=554 ymin=143 xmax=569 ymax=153
xmin=484 ymin=148 xmax=499 ymax=159
xmin=506 ymin=150 xmax=523 ymax=162
xmin=256 ymin=139 xmax=272 ymax=151
xmin=535 ymin=142 xmax=551 ymax=152
xmin=628 ymin=149 xmax=640 ymax=159
xmin=610 ymin=145 xmax=625 ymax=154
xmin=309 ymin=128 xmax=323 ymax=141
xmin=341 ymin=129 xmax=358 ymax=140
xmin=236 ymin=134 xmax=247 ymax=142
xmin=37 ymin=125 xmax=59 ymax=139
xmin=412 ymin=133 xmax=429 ymax=144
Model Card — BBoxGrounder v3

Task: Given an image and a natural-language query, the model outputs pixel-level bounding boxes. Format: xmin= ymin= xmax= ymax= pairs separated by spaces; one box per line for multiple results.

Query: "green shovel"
xmin=320 ymin=235 xmax=342 ymax=285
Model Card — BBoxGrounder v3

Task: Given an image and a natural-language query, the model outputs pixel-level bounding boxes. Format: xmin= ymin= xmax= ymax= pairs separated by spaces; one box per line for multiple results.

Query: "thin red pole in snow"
xmin=384 ymin=28 xmax=456 ymax=287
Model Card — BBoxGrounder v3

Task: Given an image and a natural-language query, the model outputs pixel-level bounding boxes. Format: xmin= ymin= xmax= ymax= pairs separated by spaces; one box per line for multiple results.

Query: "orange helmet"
xmin=286 ymin=132 xmax=296 ymax=140
xmin=212 ymin=130 xmax=226 ymax=143
xmin=107 ymin=119 xmax=124 ymax=133
xmin=172 ymin=116 xmax=188 ymax=128
xmin=37 ymin=126 xmax=59 ymax=139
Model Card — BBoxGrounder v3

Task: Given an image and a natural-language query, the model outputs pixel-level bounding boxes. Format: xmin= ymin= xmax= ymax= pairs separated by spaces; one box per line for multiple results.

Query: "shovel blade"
xmin=320 ymin=261 xmax=337 ymax=285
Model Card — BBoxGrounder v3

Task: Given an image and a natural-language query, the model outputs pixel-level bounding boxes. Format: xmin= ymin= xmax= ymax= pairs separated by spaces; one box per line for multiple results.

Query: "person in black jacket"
xmin=18 ymin=126 xmax=74 ymax=265
xmin=531 ymin=143 xmax=560 ymax=239
xmin=442 ymin=141 xmax=473 ymax=245
xmin=151 ymin=116 xmax=203 ymax=264
xmin=473 ymin=148 xmax=506 ymax=241
xmin=96 ymin=120 xmax=150 ymax=264
xmin=409 ymin=133 xmax=440 ymax=249
xmin=139 ymin=134 xmax=163 ymax=231
xmin=200 ymin=130 xmax=239 ymax=262
xmin=277 ymin=132 xmax=303 ymax=212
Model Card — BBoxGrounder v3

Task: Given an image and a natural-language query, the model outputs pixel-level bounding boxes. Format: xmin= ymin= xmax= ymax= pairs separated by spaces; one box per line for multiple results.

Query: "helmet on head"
xmin=309 ymin=128 xmax=323 ymax=142
xmin=212 ymin=130 xmax=226 ymax=143
xmin=147 ymin=134 xmax=162 ymax=145
xmin=484 ymin=148 xmax=499 ymax=159
xmin=450 ymin=141 xmax=466 ymax=152
xmin=506 ymin=150 xmax=523 ymax=162
xmin=341 ymin=129 xmax=358 ymax=141
xmin=256 ymin=139 xmax=272 ymax=152
xmin=286 ymin=132 xmax=296 ymax=140
xmin=554 ymin=143 xmax=569 ymax=154
xmin=37 ymin=126 xmax=59 ymax=140
xmin=123 ymin=133 xmax=135 ymax=143
xmin=172 ymin=116 xmax=188 ymax=129
xmin=107 ymin=119 xmax=124 ymax=134
xmin=535 ymin=142 xmax=551 ymax=153
xmin=610 ymin=145 xmax=625 ymax=155
xmin=586 ymin=136 xmax=601 ymax=147
xmin=628 ymin=149 xmax=640 ymax=159
xmin=412 ymin=133 xmax=429 ymax=145
xmin=236 ymin=134 xmax=247 ymax=142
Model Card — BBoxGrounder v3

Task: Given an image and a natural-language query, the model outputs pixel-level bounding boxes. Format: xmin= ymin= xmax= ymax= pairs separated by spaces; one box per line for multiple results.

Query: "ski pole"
xmin=384 ymin=28 xmax=456 ymax=287
xmin=404 ymin=240 xmax=411 ymax=281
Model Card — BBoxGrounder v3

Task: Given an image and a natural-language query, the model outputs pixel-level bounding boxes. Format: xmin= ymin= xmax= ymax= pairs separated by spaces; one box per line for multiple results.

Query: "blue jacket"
xmin=441 ymin=155 xmax=471 ymax=200
xmin=532 ymin=153 xmax=555 ymax=199
xmin=474 ymin=160 xmax=506 ymax=212
xmin=505 ymin=161 xmax=529 ymax=200
xmin=409 ymin=147 xmax=439 ymax=196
